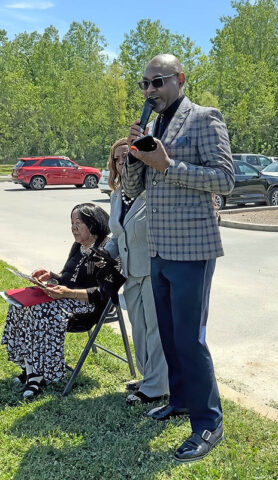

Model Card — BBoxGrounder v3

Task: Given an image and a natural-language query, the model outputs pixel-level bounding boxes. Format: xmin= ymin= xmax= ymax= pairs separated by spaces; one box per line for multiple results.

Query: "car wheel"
xmin=30 ymin=176 xmax=46 ymax=190
xmin=75 ymin=184 xmax=83 ymax=188
xmin=84 ymin=175 xmax=98 ymax=188
xmin=267 ymin=187 xmax=278 ymax=206
xmin=214 ymin=194 xmax=225 ymax=210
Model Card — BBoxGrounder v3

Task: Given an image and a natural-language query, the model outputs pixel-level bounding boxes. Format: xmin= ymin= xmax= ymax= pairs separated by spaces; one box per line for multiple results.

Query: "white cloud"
xmin=4 ymin=2 xmax=54 ymax=9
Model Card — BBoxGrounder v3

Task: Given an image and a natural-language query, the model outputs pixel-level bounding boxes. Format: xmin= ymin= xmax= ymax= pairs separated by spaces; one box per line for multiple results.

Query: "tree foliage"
xmin=0 ymin=1 xmax=277 ymax=166
xmin=210 ymin=0 xmax=278 ymax=153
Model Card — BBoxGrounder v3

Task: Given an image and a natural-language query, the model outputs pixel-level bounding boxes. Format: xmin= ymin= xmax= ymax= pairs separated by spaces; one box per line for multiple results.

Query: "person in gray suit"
xmin=122 ymin=54 xmax=235 ymax=462
xmin=103 ymin=138 xmax=169 ymax=405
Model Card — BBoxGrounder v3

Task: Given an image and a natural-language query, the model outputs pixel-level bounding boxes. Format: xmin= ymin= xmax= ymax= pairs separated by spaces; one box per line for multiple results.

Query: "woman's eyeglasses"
xmin=138 ymin=73 xmax=178 ymax=91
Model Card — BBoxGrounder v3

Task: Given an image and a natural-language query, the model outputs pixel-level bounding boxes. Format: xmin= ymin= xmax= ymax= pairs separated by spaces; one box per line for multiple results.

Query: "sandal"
xmin=22 ymin=373 xmax=46 ymax=399
xmin=13 ymin=368 xmax=27 ymax=386
xmin=126 ymin=390 xmax=164 ymax=406
xmin=126 ymin=380 xmax=141 ymax=392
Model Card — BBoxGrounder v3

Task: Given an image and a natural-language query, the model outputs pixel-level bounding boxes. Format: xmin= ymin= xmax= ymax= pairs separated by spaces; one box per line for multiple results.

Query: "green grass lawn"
xmin=0 ymin=260 xmax=277 ymax=480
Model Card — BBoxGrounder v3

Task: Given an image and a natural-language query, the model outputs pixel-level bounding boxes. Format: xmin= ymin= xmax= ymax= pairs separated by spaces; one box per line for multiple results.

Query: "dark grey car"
xmin=214 ymin=160 xmax=278 ymax=209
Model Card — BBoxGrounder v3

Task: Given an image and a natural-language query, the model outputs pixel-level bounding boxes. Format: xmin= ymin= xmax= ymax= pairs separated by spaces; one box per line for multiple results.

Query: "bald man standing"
xmin=122 ymin=54 xmax=234 ymax=463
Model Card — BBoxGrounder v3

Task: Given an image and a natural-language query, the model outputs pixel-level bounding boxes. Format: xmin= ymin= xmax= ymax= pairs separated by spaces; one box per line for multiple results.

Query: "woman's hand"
xmin=32 ymin=269 xmax=52 ymax=282
xmin=94 ymin=258 xmax=106 ymax=268
xmin=44 ymin=285 xmax=72 ymax=299
xmin=93 ymin=248 xmax=111 ymax=269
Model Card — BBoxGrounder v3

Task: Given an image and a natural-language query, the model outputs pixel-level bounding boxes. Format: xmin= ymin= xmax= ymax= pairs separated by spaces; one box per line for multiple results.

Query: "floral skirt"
xmin=1 ymin=298 xmax=96 ymax=382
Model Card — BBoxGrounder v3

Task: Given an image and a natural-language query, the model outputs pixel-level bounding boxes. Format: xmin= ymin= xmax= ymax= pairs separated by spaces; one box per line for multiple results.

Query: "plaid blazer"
xmin=122 ymin=96 xmax=235 ymax=261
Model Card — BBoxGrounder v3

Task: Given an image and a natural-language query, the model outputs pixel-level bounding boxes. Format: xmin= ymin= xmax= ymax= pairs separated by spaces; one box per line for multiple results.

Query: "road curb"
xmin=220 ymin=206 xmax=278 ymax=232
xmin=218 ymin=382 xmax=278 ymax=422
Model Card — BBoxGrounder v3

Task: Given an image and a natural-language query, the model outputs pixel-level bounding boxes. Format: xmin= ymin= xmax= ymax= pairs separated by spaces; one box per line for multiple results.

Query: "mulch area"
xmin=220 ymin=209 xmax=278 ymax=225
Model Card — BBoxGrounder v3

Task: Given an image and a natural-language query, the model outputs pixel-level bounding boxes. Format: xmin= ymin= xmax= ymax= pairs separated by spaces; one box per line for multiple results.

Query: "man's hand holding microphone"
xmin=128 ymin=99 xmax=170 ymax=174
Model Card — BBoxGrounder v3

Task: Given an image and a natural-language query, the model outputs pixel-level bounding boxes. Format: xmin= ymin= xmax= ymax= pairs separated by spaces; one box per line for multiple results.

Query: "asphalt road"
xmin=1 ymin=181 xmax=277 ymax=407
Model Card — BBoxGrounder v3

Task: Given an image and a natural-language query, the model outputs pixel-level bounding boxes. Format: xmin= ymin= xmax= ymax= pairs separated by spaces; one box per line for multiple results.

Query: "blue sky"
xmin=0 ymin=0 xmax=241 ymax=58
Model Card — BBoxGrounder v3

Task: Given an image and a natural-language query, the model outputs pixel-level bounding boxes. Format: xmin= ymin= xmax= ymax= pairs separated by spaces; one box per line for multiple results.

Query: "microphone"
xmin=131 ymin=98 xmax=158 ymax=152
xmin=139 ymin=98 xmax=156 ymax=131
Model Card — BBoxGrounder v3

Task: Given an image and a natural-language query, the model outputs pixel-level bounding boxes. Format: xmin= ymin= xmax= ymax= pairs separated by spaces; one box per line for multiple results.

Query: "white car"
xmin=98 ymin=170 xmax=112 ymax=195
xmin=232 ymin=153 xmax=274 ymax=171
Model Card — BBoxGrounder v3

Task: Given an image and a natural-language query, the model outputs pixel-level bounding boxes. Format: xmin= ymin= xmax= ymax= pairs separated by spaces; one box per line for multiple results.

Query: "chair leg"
xmin=116 ymin=305 xmax=136 ymax=377
xmin=62 ymin=299 xmax=113 ymax=396
xmin=88 ymin=329 xmax=98 ymax=354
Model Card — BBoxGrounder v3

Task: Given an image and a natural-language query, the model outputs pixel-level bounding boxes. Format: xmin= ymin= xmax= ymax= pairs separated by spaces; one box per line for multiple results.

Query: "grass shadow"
xmin=0 ymin=372 xmax=101 ymax=410
xmin=10 ymin=394 xmax=176 ymax=480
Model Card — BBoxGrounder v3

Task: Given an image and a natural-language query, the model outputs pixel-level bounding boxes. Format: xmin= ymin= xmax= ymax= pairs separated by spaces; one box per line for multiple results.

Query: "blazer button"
xmin=152 ymin=208 xmax=157 ymax=213
xmin=152 ymin=180 xmax=157 ymax=185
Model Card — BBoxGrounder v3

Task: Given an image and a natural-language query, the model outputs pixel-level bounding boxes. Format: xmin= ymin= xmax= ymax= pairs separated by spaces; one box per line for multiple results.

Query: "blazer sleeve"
xmin=165 ymin=108 xmax=235 ymax=195
xmin=103 ymin=236 xmax=119 ymax=260
xmin=121 ymin=154 xmax=147 ymax=198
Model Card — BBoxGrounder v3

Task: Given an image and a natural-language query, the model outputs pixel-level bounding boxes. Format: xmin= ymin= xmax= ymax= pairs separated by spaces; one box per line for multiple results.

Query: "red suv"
xmin=12 ymin=156 xmax=101 ymax=190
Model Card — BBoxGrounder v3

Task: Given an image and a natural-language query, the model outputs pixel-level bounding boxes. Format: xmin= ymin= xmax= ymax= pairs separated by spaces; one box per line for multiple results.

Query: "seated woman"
xmin=1 ymin=203 xmax=110 ymax=399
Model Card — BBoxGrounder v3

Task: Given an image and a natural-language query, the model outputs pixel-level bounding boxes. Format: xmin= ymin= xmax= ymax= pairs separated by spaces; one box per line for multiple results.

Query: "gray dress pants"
xmin=123 ymin=274 xmax=169 ymax=397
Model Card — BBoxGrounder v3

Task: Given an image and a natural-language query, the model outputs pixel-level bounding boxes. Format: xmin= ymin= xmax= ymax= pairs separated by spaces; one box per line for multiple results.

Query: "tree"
xmin=209 ymin=0 xmax=278 ymax=153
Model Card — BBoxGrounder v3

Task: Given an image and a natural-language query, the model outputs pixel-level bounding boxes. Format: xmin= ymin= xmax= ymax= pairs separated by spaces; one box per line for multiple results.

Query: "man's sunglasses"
xmin=138 ymin=73 xmax=178 ymax=90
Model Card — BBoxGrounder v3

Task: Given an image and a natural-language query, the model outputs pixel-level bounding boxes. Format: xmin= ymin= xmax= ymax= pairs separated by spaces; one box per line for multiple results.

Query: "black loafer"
xmin=174 ymin=423 xmax=224 ymax=463
xmin=146 ymin=404 xmax=190 ymax=420
xmin=126 ymin=391 xmax=163 ymax=406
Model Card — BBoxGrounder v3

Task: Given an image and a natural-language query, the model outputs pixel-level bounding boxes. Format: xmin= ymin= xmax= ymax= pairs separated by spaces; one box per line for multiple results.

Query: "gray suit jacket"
xmin=105 ymin=189 xmax=150 ymax=278
xmin=122 ymin=96 xmax=235 ymax=261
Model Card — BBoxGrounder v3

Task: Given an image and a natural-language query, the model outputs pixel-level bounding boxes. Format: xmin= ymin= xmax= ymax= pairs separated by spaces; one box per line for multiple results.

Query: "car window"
xmin=16 ymin=160 xmax=37 ymax=167
xmin=263 ymin=162 xmax=278 ymax=172
xmin=258 ymin=156 xmax=271 ymax=167
xmin=246 ymin=156 xmax=258 ymax=165
xmin=59 ymin=159 xmax=75 ymax=167
xmin=40 ymin=158 xmax=60 ymax=167
xmin=237 ymin=162 xmax=259 ymax=176
xmin=232 ymin=155 xmax=241 ymax=160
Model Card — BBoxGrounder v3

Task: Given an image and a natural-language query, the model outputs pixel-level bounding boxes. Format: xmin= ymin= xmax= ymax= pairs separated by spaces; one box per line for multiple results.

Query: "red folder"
xmin=5 ymin=287 xmax=54 ymax=307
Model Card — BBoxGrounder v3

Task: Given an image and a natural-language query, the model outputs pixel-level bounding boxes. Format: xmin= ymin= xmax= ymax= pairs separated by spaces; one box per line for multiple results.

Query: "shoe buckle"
xmin=201 ymin=429 xmax=212 ymax=442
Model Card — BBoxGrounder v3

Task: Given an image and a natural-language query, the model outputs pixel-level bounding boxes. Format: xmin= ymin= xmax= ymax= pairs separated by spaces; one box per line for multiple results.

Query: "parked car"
xmin=261 ymin=161 xmax=278 ymax=176
xmin=98 ymin=169 xmax=111 ymax=196
xmin=12 ymin=156 xmax=101 ymax=190
xmin=214 ymin=160 xmax=278 ymax=209
xmin=232 ymin=153 xmax=273 ymax=171
xmin=267 ymin=156 xmax=278 ymax=163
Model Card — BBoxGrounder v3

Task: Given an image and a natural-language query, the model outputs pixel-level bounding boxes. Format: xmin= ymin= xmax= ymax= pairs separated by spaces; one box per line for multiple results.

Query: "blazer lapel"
xmin=162 ymin=96 xmax=192 ymax=145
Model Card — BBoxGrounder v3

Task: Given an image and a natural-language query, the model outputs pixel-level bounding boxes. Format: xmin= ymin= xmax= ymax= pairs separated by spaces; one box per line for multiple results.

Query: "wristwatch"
xmin=163 ymin=167 xmax=169 ymax=176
